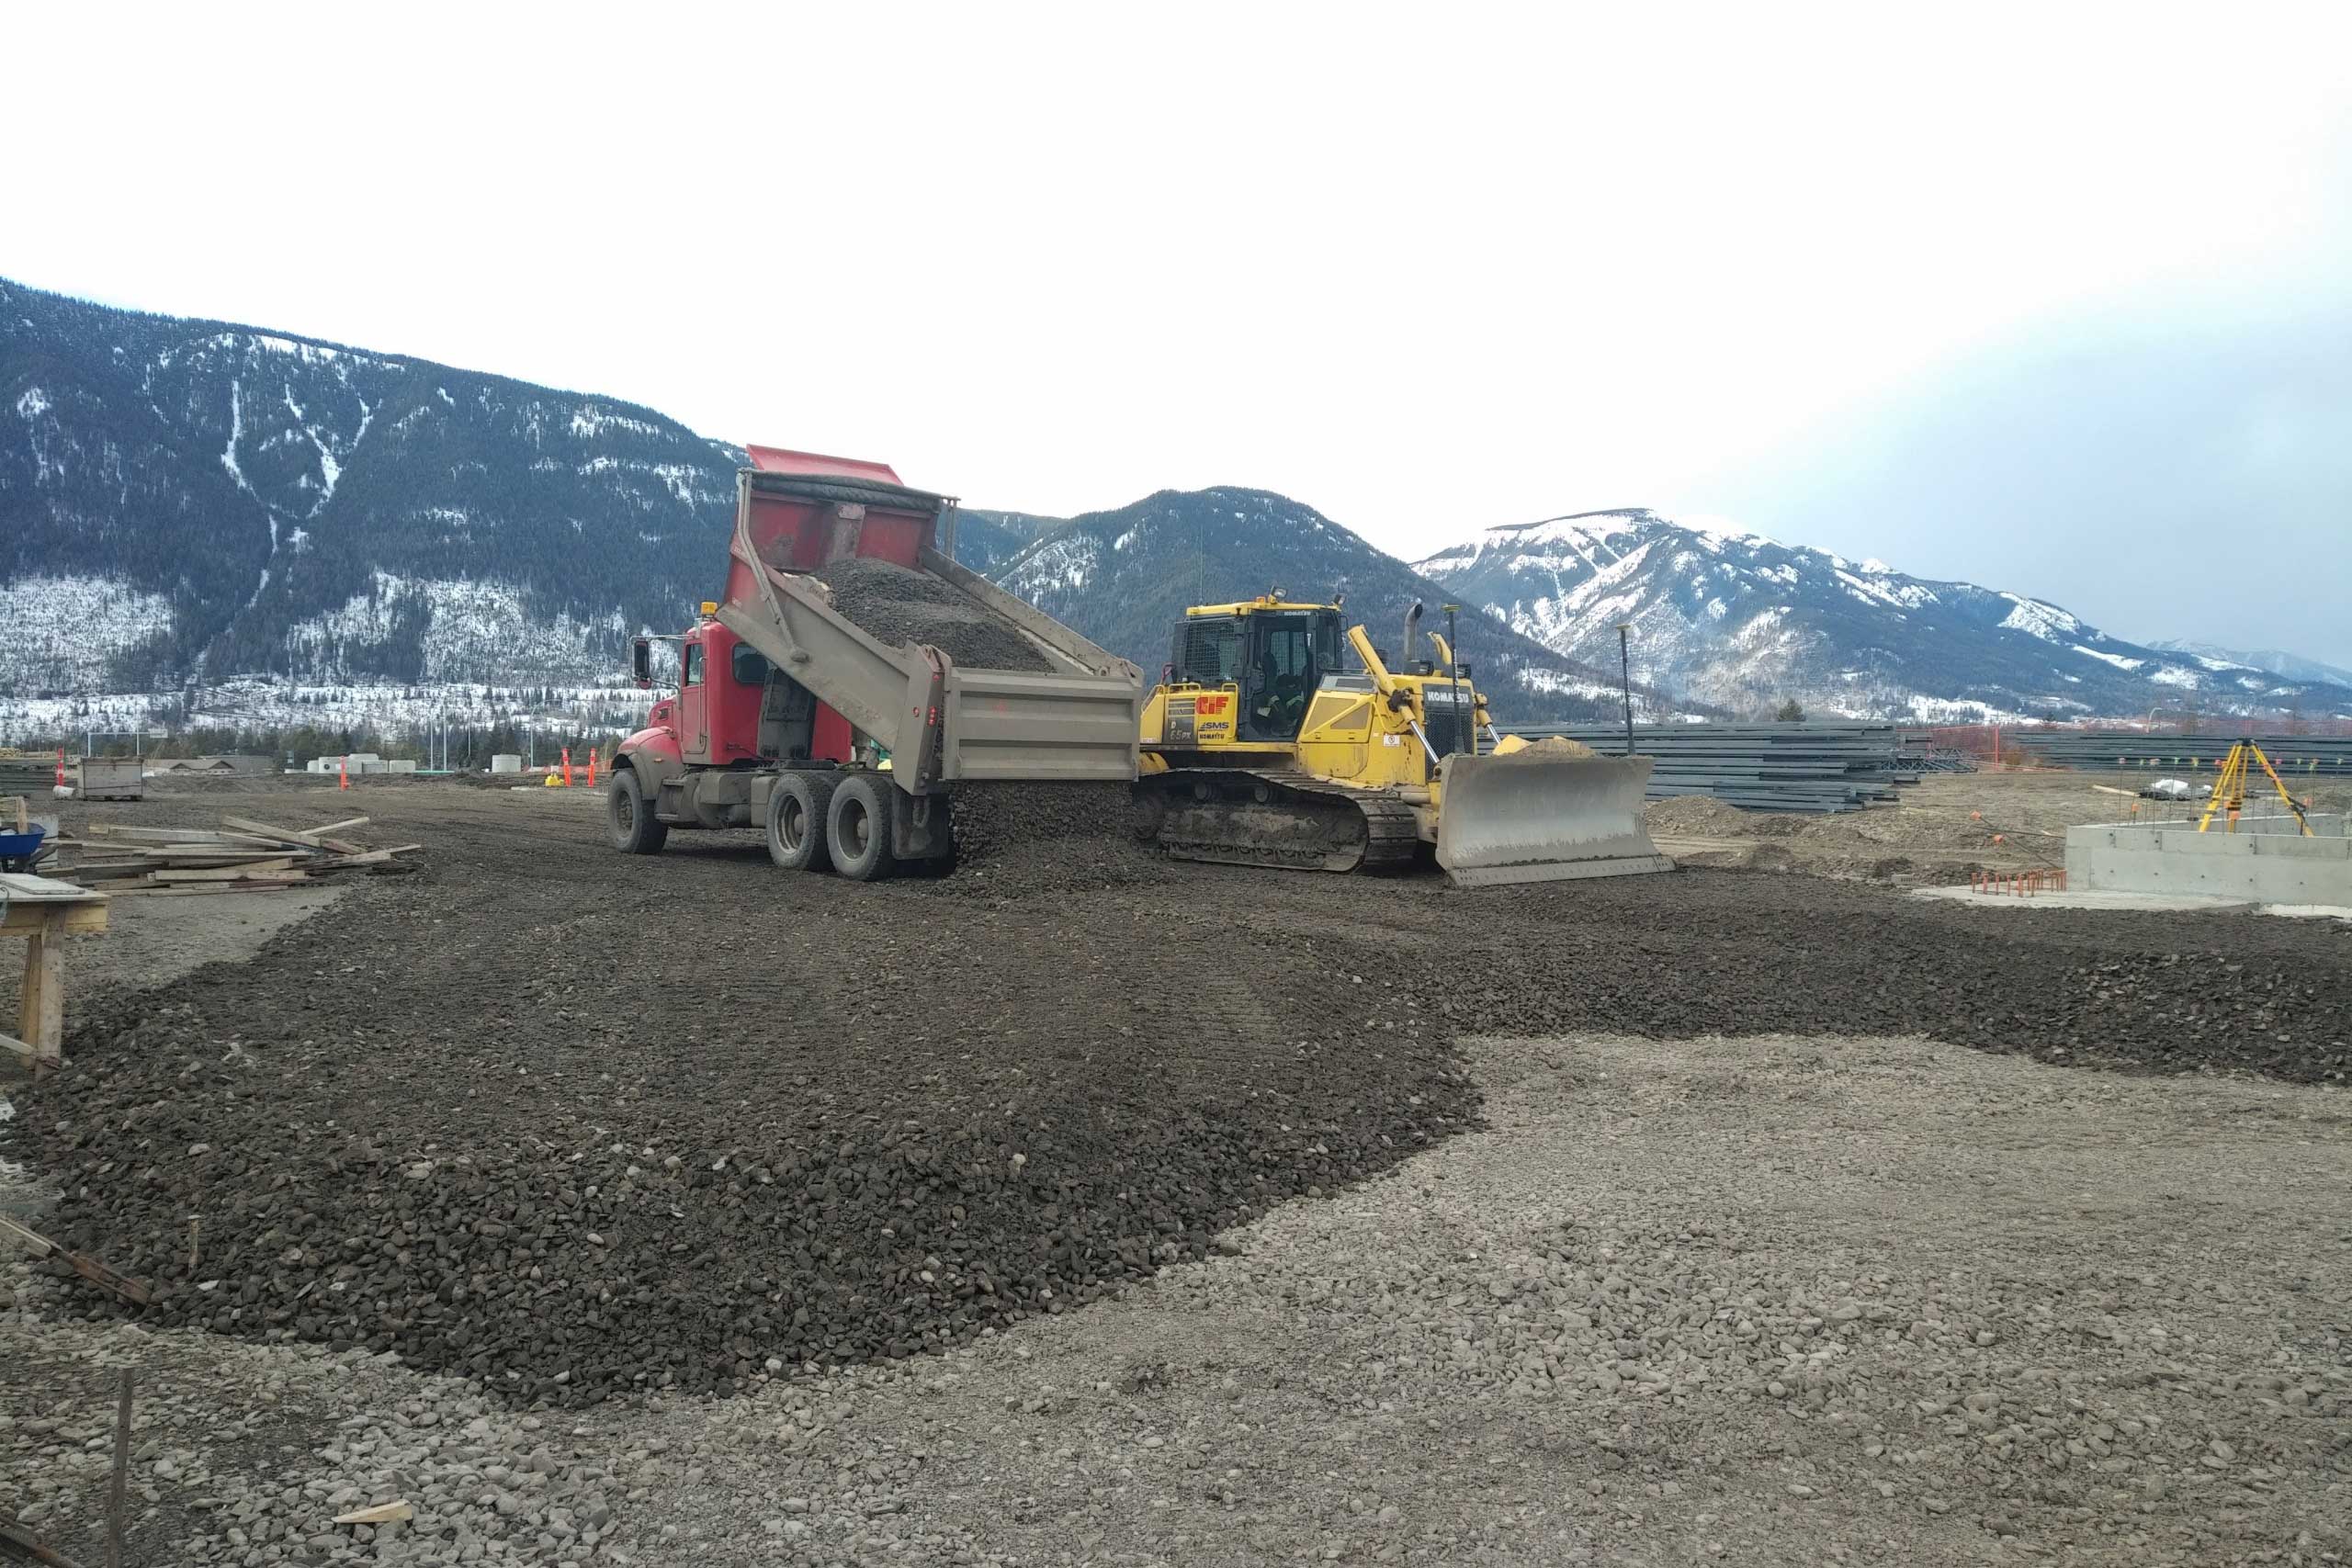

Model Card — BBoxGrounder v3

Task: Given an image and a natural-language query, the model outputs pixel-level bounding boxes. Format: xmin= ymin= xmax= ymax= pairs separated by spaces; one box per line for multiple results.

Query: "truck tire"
xmin=609 ymin=767 xmax=668 ymax=855
xmin=766 ymin=772 xmax=836 ymax=873
xmin=826 ymin=773 xmax=899 ymax=882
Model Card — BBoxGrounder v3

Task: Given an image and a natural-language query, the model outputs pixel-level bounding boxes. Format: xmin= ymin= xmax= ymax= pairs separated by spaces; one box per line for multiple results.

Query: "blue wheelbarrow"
xmin=0 ymin=823 xmax=47 ymax=873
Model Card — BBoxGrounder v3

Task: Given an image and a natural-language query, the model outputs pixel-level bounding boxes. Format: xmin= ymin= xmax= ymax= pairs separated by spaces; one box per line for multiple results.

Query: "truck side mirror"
xmin=631 ymin=637 xmax=653 ymax=688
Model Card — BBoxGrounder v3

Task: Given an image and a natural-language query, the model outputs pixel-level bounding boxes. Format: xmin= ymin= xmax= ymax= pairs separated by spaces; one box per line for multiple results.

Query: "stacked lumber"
xmin=51 ymin=814 xmax=421 ymax=895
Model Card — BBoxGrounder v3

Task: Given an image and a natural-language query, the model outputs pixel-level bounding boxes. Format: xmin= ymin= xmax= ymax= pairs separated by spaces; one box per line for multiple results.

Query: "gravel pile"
xmin=812 ymin=558 xmax=1051 ymax=672
xmin=8 ymin=784 xmax=2352 ymax=1434
xmin=9 ymin=794 xmax=1463 ymax=1409
xmin=945 ymin=781 xmax=1170 ymax=897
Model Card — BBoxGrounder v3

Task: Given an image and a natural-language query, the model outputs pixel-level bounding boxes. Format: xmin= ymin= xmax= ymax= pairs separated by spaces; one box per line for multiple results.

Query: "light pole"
xmin=1616 ymin=623 xmax=1635 ymax=758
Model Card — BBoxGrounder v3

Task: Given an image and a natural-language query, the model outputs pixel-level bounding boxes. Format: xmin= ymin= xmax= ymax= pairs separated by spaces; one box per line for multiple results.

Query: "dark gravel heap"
xmin=10 ymin=788 xmax=2352 ymax=1410
xmin=813 ymin=558 xmax=1052 ymax=672
xmin=947 ymin=781 xmax=1169 ymax=897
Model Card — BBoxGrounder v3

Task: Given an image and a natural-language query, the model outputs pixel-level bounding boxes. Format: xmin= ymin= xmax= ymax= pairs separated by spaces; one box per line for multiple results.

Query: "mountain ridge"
xmin=9 ymin=277 xmax=2343 ymax=732
xmin=1411 ymin=507 xmax=2352 ymax=722
xmin=3 ymin=276 xmax=741 ymax=695
xmin=978 ymin=488 xmax=1688 ymax=723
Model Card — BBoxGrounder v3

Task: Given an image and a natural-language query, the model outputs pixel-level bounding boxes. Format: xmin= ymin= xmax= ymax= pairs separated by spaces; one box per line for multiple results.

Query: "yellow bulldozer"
xmin=1134 ymin=596 xmax=1673 ymax=886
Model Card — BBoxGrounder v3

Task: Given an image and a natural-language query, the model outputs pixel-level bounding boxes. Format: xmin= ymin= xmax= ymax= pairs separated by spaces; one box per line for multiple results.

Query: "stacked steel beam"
xmin=2000 ymin=732 xmax=2352 ymax=777
xmin=1509 ymin=721 xmax=1951 ymax=812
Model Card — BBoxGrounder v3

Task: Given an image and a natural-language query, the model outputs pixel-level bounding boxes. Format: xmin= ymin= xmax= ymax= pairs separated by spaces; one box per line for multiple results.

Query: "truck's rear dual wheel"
xmin=827 ymin=773 xmax=899 ymax=882
xmin=766 ymin=773 xmax=837 ymax=873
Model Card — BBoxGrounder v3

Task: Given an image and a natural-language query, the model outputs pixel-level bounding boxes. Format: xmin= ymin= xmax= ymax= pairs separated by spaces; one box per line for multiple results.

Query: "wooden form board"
xmin=0 ymin=872 xmax=107 ymax=1069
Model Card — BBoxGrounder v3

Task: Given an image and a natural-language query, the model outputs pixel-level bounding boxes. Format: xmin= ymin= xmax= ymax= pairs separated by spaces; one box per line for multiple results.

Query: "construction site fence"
xmin=1998 ymin=731 xmax=2352 ymax=776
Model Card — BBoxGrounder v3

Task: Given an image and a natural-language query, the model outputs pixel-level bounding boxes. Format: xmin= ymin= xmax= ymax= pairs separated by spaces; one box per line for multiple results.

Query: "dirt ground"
xmin=1645 ymin=770 xmax=2352 ymax=884
xmin=0 ymin=886 xmax=342 ymax=1021
xmin=4 ymin=774 xmax=2350 ymax=1565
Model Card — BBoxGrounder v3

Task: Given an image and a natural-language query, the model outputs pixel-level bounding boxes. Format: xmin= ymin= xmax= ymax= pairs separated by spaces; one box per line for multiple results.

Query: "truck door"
xmin=681 ymin=640 xmax=709 ymax=762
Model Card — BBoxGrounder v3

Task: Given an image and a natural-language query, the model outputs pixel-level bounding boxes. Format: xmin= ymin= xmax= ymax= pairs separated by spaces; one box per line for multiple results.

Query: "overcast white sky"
xmin=9 ymin=4 xmax=2349 ymax=658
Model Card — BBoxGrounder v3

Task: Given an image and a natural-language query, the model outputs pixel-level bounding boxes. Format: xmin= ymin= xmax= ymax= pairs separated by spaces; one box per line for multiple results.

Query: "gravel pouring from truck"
xmin=609 ymin=446 xmax=1141 ymax=878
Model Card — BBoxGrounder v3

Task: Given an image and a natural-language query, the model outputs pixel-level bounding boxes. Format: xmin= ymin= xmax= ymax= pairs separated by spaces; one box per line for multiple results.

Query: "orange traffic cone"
xmin=561 ymin=747 xmax=573 ymax=787
xmin=339 ymin=757 xmax=349 ymax=791
xmin=54 ymin=749 xmax=65 ymax=787
xmin=587 ymin=750 xmax=597 ymax=788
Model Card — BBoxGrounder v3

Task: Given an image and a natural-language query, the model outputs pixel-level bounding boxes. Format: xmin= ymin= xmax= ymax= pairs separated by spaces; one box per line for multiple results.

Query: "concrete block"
xmin=491 ymin=754 xmax=524 ymax=774
xmin=388 ymin=759 xmax=419 ymax=774
xmin=2066 ymin=815 xmax=2352 ymax=905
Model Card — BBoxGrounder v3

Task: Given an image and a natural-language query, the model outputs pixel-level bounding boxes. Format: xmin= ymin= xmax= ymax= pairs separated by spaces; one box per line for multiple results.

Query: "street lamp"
xmin=1616 ymin=623 xmax=1635 ymax=757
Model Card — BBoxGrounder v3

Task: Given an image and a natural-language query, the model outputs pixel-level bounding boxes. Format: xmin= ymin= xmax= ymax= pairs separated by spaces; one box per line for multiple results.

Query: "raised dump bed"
xmin=615 ymin=447 xmax=1142 ymax=878
xmin=711 ymin=455 xmax=1141 ymax=788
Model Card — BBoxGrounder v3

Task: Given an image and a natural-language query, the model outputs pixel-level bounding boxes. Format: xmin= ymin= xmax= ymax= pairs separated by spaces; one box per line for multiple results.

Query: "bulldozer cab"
xmin=1169 ymin=602 xmax=1343 ymax=743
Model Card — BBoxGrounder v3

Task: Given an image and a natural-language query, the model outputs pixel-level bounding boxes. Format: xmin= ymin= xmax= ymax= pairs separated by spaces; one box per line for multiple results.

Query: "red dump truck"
xmin=609 ymin=446 xmax=1141 ymax=878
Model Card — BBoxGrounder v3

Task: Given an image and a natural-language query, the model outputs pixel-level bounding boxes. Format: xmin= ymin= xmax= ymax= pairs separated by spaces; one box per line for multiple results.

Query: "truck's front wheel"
xmin=609 ymin=767 xmax=668 ymax=855
xmin=826 ymin=773 xmax=899 ymax=882
xmin=766 ymin=772 xmax=836 ymax=873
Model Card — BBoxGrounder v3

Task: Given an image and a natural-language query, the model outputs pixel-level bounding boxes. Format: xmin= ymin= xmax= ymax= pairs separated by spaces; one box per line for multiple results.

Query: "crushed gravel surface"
xmin=3 ymin=779 xmax=2351 ymax=1563
xmin=633 ymin=1031 xmax=2352 ymax=1566
xmin=10 ymin=1029 xmax=2346 ymax=1565
xmin=812 ymin=558 xmax=1052 ymax=672
xmin=6 ymin=786 xmax=2349 ymax=1425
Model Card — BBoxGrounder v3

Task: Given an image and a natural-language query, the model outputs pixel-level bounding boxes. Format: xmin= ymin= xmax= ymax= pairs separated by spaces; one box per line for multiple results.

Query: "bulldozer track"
xmin=1138 ymin=769 xmax=1421 ymax=873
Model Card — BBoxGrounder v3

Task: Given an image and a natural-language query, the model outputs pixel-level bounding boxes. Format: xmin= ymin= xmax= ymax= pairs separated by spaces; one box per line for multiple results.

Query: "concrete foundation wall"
xmin=2067 ymin=816 xmax=2352 ymax=904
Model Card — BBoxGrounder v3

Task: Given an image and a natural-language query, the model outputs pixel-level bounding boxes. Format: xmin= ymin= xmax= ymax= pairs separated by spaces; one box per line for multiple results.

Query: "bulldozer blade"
xmin=1435 ymin=750 xmax=1675 ymax=886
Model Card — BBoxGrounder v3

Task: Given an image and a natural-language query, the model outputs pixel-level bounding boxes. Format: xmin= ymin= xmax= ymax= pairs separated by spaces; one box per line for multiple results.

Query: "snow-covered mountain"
xmin=982 ymin=489 xmax=1699 ymax=724
xmin=15 ymin=276 xmax=2346 ymax=737
xmin=3 ymin=276 xmax=741 ymax=698
xmin=2144 ymin=640 xmax=2352 ymax=694
xmin=1414 ymin=508 xmax=2352 ymax=722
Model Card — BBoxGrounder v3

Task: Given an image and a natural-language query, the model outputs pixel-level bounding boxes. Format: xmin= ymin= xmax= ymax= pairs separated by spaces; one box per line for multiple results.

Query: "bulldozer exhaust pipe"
xmin=1401 ymin=603 xmax=1422 ymax=669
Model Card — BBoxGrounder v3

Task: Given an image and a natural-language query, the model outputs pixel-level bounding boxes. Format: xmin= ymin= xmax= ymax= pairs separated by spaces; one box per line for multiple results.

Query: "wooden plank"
xmin=0 ymin=1214 xmax=152 ymax=1306
xmin=138 ymin=851 xmax=300 ymax=867
xmin=0 ymin=1027 xmax=32 ymax=1063
xmin=0 ymin=871 xmax=105 ymax=900
xmin=219 ymin=815 xmax=321 ymax=846
xmin=86 ymin=825 xmax=253 ymax=843
xmin=152 ymin=861 xmax=300 ymax=882
xmin=1 ymin=902 xmax=108 ymax=934
xmin=306 ymin=815 xmax=372 ymax=839
xmin=113 ymin=882 xmax=292 ymax=897
xmin=153 ymin=872 xmax=307 ymax=886
xmin=20 ymin=926 xmax=61 ymax=1064
xmin=0 ymin=1515 xmax=95 ymax=1568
